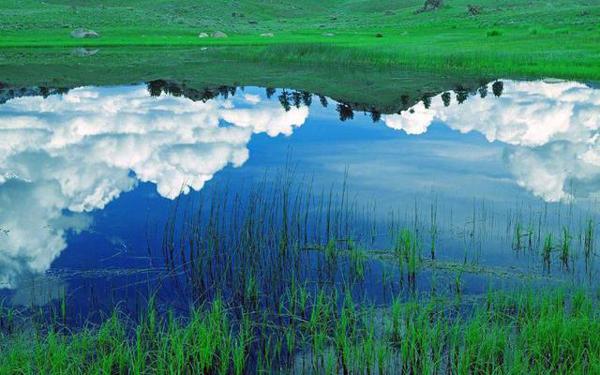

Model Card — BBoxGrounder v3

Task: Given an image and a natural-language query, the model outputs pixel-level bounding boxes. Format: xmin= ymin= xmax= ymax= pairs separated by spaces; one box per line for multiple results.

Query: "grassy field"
xmin=1 ymin=0 xmax=599 ymax=80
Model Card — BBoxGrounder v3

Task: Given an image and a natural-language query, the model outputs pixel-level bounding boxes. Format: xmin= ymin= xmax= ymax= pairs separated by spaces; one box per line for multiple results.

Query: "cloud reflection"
xmin=0 ymin=86 xmax=308 ymax=288
xmin=382 ymin=80 xmax=600 ymax=202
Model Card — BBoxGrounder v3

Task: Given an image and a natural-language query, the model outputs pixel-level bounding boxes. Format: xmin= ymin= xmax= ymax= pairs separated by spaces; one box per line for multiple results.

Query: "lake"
xmin=1 ymin=78 xmax=599 ymax=321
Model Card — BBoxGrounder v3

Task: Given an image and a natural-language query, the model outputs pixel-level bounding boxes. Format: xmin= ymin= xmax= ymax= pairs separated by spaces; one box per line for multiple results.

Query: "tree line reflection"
xmin=145 ymin=79 xmax=505 ymax=124
xmin=0 ymin=78 xmax=505 ymax=123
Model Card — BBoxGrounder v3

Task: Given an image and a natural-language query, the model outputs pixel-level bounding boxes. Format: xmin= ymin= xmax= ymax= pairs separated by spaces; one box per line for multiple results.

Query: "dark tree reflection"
xmin=478 ymin=85 xmax=488 ymax=98
xmin=278 ymin=90 xmax=291 ymax=112
xmin=370 ymin=110 xmax=381 ymax=123
xmin=455 ymin=86 xmax=469 ymax=104
xmin=422 ymin=94 xmax=432 ymax=109
xmin=301 ymin=91 xmax=312 ymax=107
xmin=337 ymin=103 xmax=354 ymax=121
xmin=318 ymin=95 xmax=328 ymax=108
xmin=492 ymin=81 xmax=504 ymax=97
xmin=292 ymin=91 xmax=302 ymax=108
xmin=441 ymin=92 xmax=451 ymax=107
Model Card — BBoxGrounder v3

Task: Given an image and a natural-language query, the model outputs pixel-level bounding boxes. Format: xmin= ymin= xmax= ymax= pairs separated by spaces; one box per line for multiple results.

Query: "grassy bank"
xmin=1 ymin=0 xmax=599 ymax=80
xmin=2 ymin=289 xmax=600 ymax=374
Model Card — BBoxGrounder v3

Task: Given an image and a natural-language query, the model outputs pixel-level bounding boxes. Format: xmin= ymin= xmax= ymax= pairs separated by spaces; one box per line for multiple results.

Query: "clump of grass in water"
xmin=160 ymin=169 xmax=380 ymax=312
xmin=395 ymin=229 xmax=419 ymax=271
xmin=561 ymin=226 xmax=571 ymax=269
xmin=584 ymin=218 xmax=594 ymax=262
xmin=542 ymin=233 xmax=553 ymax=270
xmin=348 ymin=240 xmax=367 ymax=280
xmin=513 ymin=221 xmax=523 ymax=251
xmin=430 ymin=199 xmax=438 ymax=260
xmin=324 ymin=238 xmax=337 ymax=264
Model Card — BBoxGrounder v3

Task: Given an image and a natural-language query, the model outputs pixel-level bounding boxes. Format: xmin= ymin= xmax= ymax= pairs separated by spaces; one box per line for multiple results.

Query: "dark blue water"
xmin=1 ymin=79 xmax=599 ymax=318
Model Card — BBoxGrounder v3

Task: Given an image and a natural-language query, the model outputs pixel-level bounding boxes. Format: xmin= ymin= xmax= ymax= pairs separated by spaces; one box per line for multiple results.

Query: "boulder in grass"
xmin=260 ymin=32 xmax=274 ymax=37
xmin=198 ymin=32 xmax=209 ymax=38
xmin=70 ymin=28 xmax=100 ymax=38
xmin=211 ymin=31 xmax=228 ymax=38
xmin=322 ymin=32 xmax=335 ymax=37
xmin=71 ymin=48 xmax=99 ymax=57
xmin=467 ymin=5 xmax=482 ymax=16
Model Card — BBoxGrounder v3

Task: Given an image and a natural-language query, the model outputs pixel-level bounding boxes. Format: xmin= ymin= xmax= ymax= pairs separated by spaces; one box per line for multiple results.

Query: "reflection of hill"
xmin=0 ymin=78 xmax=505 ymax=126
xmin=0 ymin=84 xmax=68 ymax=104
xmin=143 ymin=79 xmax=506 ymax=123
xmin=0 ymin=47 xmax=494 ymax=115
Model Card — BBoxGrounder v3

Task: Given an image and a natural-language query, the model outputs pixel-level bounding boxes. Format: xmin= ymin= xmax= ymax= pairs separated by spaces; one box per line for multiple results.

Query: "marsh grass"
xmin=542 ymin=233 xmax=553 ymax=270
xmin=561 ymin=226 xmax=572 ymax=269
xmin=2 ymin=288 xmax=600 ymax=374
xmin=3 ymin=171 xmax=600 ymax=372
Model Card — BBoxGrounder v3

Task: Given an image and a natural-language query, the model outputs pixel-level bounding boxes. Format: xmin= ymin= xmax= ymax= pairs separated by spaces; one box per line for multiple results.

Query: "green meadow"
xmin=1 ymin=0 xmax=599 ymax=80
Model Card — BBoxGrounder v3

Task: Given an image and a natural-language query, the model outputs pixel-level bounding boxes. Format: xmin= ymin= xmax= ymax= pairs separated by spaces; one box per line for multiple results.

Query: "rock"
xmin=467 ymin=5 xmax=482 ymax=16
xmin=211 ymin=31 xmax=228 ymax=38
xmin=260 ymin=32 xmax=274 ymax=37
xmin=198 ymin=32 xmax=209 ymax=38
xmin=322 ymin=32 xmax=335 ymax=37
xmin=416 ymin=0 xmax=444 ymax=14
xmin=71 ymin=48 xmax=99 ymax=57
xmin=70 ymin=28 xmax=100 ymax=39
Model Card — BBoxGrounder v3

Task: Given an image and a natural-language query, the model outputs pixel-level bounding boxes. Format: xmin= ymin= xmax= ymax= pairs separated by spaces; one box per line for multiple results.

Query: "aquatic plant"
xmin=542 ymin=233 xmax=553 ymax=269
xmin=561 ymin=226 xmax=571 ymax=269
xmin=584 ymin=218 xmax=594 ymax=261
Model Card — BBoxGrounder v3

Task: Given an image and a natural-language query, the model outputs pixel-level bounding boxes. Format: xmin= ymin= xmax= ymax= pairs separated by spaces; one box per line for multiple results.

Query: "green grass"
xmin=1 ymin=0 xmax=599 ymax=80
xmin=2 ymin=289 xmax=600 ymax=373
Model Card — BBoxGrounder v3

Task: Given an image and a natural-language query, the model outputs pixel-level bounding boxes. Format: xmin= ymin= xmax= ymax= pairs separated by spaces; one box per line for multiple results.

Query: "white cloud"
xmin=382 ymin=80 xmax=600 ymax=202
xmin=0 ymin=85 xmax=308 ymax=288
xmin=382 ymin=102 xmax=434 ymax=135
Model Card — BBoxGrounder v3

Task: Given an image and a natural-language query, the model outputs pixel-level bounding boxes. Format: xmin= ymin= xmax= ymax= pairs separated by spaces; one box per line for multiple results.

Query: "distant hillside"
xmin=4 ymin=0 xmax=596 ymax=35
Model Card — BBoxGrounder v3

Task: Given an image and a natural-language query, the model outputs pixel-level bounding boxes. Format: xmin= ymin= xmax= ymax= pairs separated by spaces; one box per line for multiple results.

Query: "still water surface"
xmin=0 ymin=79 xmax=599 ymax=317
